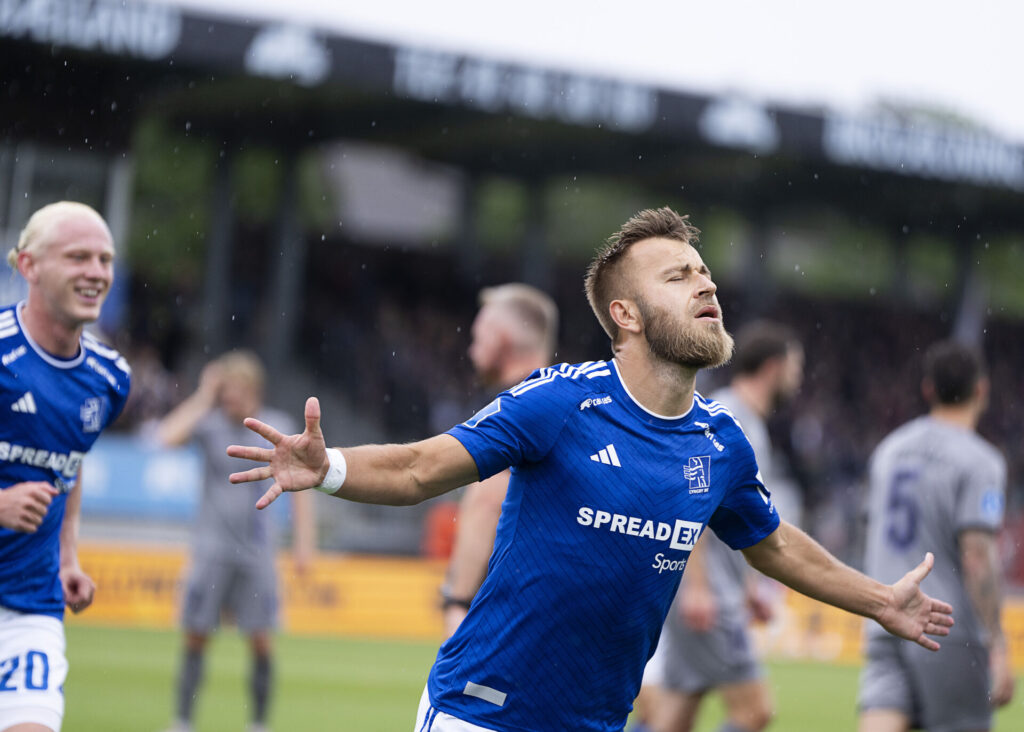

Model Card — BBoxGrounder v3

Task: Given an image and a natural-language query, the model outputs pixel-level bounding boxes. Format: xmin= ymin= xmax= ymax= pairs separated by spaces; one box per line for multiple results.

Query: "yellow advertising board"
xmin=70 ymin=543 xmax=1024 ymax=670
xmin=69 ymin=543 xmax=447 ymax=639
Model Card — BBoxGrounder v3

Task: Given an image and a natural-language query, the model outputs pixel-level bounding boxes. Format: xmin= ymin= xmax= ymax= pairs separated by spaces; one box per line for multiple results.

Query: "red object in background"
xmin=1000 ymin=518 xmax=1024 ymax=592
xmin=422 ymin=500 xmax=459 ymax=559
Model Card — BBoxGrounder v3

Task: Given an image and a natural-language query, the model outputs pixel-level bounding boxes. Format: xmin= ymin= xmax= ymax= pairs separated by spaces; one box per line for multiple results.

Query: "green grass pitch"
xmin=63 ymin=625 xmax=1023 ymax=731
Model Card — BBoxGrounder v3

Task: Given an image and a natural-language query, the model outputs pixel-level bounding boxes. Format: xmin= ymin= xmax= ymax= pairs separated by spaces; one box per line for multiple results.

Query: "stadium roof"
xmin=3 ymin=0 xmax=1024 ymax=231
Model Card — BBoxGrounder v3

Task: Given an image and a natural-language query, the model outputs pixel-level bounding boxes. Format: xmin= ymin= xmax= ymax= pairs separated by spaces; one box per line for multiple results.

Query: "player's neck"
xmin=499 ymin=355 xmax=547 ymax=389
xmin=20 ymin=300 xmax=83 ymax=358
xmin=928 ymin=404 xmax=979 ymax=431
xmin=612 ymin=347 xmax=697 ymax=417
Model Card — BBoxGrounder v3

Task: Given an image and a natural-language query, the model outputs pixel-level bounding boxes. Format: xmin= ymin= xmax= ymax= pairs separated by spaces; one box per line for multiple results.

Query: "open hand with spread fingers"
xmin=876 ymin=552 xmax=955 ymax=651
xmin=227 ymin=397 xmax=330 ymax=509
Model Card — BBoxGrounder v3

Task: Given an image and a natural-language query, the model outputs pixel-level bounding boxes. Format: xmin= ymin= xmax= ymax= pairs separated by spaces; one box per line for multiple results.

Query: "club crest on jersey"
xmin=684 ymin=455 xmax=711 ymax=493
xmin=80 ymin=397 xmax=105 ymax=433
xmin=981 ymin=489 xmax=1004 ymax=522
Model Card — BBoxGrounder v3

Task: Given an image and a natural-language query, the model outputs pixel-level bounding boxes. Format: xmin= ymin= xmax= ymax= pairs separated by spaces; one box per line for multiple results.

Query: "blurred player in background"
xmin=228 ymin=207 xmax=954 ymax=732
xmin=0 ymin=201 xmax=130 ymax=731
xmin=858 ymin=340 xmax=1014 ymax=732
xmin=441 ymin=284 xmax=558 ymax=636
xmin=157 ymin=351 xmax=314 ymax=732
xmin=639 ymin=320 xmax=803 ymax=732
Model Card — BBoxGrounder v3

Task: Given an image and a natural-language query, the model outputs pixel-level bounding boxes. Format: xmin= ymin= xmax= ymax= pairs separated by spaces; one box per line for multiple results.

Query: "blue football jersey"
xmin=0 ymin=303 xmax=130 ymax=618
xmin=430 ymin=360 xmax=778 ymax=731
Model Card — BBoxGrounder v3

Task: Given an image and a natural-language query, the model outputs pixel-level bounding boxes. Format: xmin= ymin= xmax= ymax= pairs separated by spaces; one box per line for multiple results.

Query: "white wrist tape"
xmin=314 ymin=448 xmax=347 ymax=494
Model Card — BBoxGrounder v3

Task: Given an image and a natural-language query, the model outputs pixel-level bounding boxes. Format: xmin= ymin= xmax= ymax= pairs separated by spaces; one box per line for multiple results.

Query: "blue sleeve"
xmin=108 ymin=371 xmax=131 ymax=425
xmin=446 ymin=371 xmax=575 ymax=481
xmin=708 ymin=438 xmax=780 ymax=550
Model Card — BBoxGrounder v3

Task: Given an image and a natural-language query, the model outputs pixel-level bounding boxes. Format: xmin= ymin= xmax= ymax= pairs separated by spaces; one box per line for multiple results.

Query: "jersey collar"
xmin=610 ymin=358 xmax=696 ymax=425
xmin=16 ymin=301 xmax=85 ymax=369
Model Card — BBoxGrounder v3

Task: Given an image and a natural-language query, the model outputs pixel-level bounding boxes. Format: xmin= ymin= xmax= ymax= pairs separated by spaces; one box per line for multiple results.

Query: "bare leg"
xmin=718 ymin=679 xmax=773 ymax=731
xmin=649 ymin=687 xmax=704 ymax=732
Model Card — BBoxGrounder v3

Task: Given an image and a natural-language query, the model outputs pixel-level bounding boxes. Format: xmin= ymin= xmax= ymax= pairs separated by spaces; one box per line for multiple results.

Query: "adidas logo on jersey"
xmin=11 ymin=391 xmax=37 ymax=414
xmin=590 ymin=444 xmax=621 ymax=467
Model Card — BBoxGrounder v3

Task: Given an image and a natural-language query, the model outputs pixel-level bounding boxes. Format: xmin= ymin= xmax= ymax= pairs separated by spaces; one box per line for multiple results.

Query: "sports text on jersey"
xmin=0 ymin=441 xmax=83 ymax=480
xmin=651 ymin=553 xmax=688 ymax=574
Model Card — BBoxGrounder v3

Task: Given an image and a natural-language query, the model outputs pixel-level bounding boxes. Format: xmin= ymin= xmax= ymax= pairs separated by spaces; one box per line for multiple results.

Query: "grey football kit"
xmin=182 ymin=408 xmax=296 ymax=632
xmin=859 ymin=416 xmax=1006 ymax=732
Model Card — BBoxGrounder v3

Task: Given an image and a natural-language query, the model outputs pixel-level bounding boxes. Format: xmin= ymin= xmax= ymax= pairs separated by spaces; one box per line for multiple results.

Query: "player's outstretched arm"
xmin=154 ymin=362 xmax=221 ymax=447
xmin=227 ymin=397 xmax=481 ymax=509
xmin=742 ymin=521 xmax=954 ymax=651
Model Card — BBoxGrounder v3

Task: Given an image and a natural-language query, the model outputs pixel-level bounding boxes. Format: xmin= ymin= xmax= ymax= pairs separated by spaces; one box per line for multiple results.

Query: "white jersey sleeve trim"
xmin=695 ymin=393 xmax=745 ymax=432
xmin=507 ymin=360 xmax=609 ymax=397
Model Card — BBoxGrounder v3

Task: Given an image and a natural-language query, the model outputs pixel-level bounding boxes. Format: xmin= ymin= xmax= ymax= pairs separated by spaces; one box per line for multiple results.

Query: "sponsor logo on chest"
xmin=576 ymin=506 xmax=703 ymax=574
xmin=0 ymin=441 xmax=84 ymax=483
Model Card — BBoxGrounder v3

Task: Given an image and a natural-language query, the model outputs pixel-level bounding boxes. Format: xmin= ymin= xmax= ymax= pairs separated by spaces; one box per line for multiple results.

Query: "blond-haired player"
xmin=441 ymin=284 xmax=558 ymax=635
xmin=0 ymin=201 xmax=130 ymax=731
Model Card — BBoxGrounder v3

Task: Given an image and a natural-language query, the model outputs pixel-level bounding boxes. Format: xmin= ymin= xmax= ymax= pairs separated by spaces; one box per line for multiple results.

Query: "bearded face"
xmin=637 ymin=295 xmax=734 ymax=369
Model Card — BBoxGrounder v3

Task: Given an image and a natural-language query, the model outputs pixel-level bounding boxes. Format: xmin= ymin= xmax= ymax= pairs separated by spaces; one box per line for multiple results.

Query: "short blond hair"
xmin=584 ymin=207 xmax=700 ymax=340
xmin=7 ymin=201 xmax=111 ymax=269
xmin=479 ymin=283 xmax=558 ymax=359
xmin=216 ymin=350 xmax=266 ymax=393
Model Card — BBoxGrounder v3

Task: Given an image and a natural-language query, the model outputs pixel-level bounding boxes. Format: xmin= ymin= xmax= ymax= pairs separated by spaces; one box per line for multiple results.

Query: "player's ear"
xmin=760 ymin=355 xmax=785 ymax=385
xmin=974 ymin=376 xmax=990 ymax=410
xmin=609 ymin=299 xmax=642 ymax=335
xmin=16 ymin=250 xmax=39 ymax=284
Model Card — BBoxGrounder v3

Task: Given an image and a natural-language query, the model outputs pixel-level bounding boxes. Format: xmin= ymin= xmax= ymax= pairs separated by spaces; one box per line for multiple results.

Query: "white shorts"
xmin=0 ymin=607 xmax=68 ymax=731
xmin=414 ymin=686 xmax=497 ymax=732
